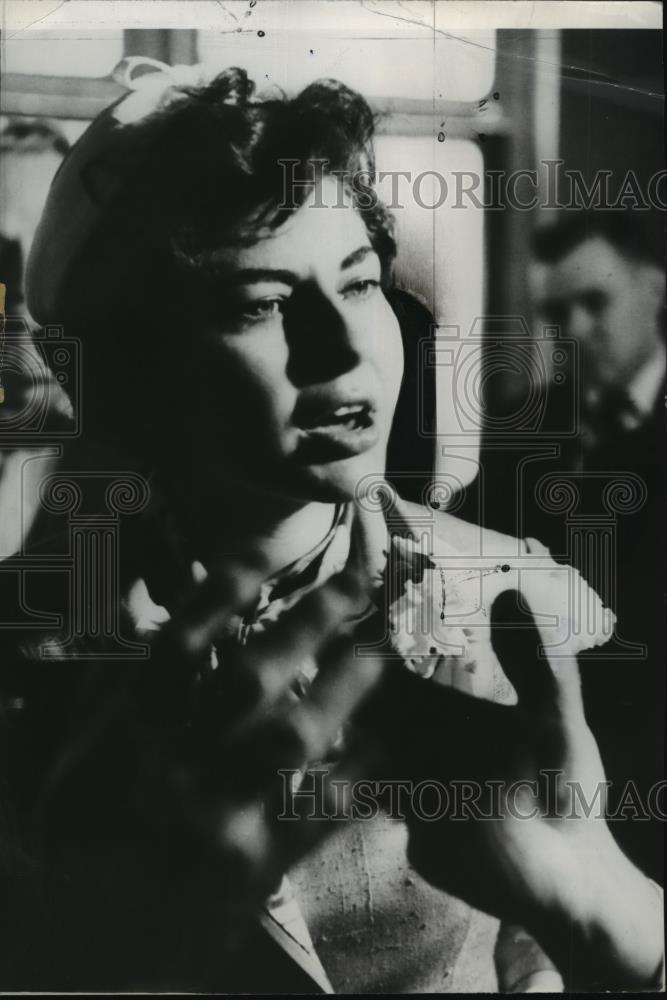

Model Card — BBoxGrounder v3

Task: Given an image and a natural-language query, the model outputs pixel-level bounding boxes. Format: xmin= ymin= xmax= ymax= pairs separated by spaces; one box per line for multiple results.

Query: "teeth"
xmin=333 ymin=404 xmax=364 ymax=417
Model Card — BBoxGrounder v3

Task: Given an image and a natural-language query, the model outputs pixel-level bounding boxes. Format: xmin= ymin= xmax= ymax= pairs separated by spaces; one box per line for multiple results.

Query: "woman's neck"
xmin=166 ymin=485 xmax=341 ymax=580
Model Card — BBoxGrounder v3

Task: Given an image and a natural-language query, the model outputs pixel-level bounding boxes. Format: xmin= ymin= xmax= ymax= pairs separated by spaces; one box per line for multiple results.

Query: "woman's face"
xmin=171 ymin=176 xmax=404 ymax=504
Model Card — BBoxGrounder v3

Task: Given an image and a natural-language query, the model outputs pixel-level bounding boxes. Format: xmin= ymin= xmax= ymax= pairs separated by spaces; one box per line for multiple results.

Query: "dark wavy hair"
xmin=61 ymin=69 xmax=397 ymax=450
xmin=153 ymin=70 xmax=396 ymax=271
xmin=532 ymin=209 xmax=663 ymax=269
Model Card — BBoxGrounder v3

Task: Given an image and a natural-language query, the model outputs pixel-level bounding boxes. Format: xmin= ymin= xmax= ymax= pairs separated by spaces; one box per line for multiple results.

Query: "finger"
xmin=265 ymin=733 xmax=389 ymax=875
xmin=213 ymin=756 xmax=368 ymax=921
xmin=285 ymin=637 xmax=386 ymax=762
xmin=491 ymin=590 xmax=556 ymax=710
xmin=372 ymin=663 xmax=518 ymax=780
xmin=160 ymin=557 xmax=265 ymax=661
xmin=139 ymin=560 xmax=265 ymax=724
xmin=219 ymin=574 xmax=367 ymax=723
xmin=491 ymin=589 xmax=585 ymax=726
xmin=228 ymin=633 xmax=385 ymax=781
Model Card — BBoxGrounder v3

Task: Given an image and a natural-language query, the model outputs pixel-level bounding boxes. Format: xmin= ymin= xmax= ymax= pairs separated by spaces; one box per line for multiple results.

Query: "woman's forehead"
xmin=209 ymin=180 xmax=374 ymax=277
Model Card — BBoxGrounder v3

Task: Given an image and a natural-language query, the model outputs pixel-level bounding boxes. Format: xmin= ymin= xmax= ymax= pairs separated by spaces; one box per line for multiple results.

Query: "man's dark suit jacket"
xmin=462 ymin=377 xmax=665 ymax=883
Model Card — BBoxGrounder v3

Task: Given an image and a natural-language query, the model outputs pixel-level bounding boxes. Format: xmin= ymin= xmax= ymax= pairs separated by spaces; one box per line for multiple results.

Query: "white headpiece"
xmin=26 ymin=58 xmax=212 ymax=324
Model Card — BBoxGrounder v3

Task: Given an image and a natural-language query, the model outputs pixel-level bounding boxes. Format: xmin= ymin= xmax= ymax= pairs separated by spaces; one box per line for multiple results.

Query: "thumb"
xmin=491 ymin=589 xmax=585 ymax=727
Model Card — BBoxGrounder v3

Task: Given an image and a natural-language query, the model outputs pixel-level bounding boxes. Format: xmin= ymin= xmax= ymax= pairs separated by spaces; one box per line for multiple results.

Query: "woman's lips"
xmin=294 ymin=402 xmax=380 ymax=459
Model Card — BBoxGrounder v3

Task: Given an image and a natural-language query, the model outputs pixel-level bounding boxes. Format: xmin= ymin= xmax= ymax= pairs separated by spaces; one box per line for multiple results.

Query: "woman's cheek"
xmin=377 ymin=305 xmax=405 ymax=406
xmin=214 ymin=328 xmax=288 ymax=388
xmin=220 ymin=330 xmax=296 ymax=428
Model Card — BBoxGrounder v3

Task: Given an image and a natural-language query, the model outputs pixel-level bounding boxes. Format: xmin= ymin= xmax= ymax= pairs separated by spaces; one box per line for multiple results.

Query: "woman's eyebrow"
xmin=225 ymin=267 xmax=299 ymax=286
xmin=208 ymin=245 xmax=376 ymax=286
xmin=341 ymin=245 xmax=376 ymax=270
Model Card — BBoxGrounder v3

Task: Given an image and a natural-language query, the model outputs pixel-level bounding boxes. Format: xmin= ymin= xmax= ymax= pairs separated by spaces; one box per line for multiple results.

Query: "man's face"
xmin=533 ymin=236 xmax=662 ymax=391
xmin=172 ymin=176 xmax=404 ymax=504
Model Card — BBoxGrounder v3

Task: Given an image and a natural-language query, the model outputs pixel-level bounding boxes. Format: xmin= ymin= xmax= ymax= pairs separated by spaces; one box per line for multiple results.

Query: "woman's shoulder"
xmin=394 ymin=497 xmax=526 ymax=559
xmin=389 ymin=495 xmax=616 ymax=661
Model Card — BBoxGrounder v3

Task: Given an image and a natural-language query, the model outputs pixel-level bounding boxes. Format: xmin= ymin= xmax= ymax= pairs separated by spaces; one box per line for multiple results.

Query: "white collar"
xmin=584 ymin=343 xmax=665 ymax=431
xmin=626 ymin=342 xmax=666 ymax=421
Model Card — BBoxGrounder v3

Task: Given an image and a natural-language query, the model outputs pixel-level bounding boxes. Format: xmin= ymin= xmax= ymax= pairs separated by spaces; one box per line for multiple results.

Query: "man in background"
xmin=531 ymin=211 xmax=664 ymax=477
xmin=529 ymin=212 xmax=664 ymax=660
xmin=462 ymin=211 xmax=664 ymax=880
xmin=525 ymin=212 xmax=664 ymax=880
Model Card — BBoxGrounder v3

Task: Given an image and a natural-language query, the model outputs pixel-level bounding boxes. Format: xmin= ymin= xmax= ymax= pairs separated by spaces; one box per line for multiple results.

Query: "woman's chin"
xmin=283 ymin=448 xmax=388 ymax=504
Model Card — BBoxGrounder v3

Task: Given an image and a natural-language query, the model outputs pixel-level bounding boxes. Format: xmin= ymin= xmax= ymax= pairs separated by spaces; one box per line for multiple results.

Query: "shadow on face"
xmin=162 ymin=176 xmax=404 ymax=506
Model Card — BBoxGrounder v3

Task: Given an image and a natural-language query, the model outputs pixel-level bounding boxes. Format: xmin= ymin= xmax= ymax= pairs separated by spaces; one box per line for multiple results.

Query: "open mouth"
xmin=294 ymin=399 xmax=379 ymax=458
xmin=299 ymin=403 xmax=373 ymax=433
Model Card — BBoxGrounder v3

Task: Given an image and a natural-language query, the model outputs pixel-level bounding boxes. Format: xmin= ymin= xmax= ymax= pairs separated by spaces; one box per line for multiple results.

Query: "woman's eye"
xmin=343 ymin=278 xmax=381 ymax=300
xmin=241 ymin=298 xmax=284 ymax=322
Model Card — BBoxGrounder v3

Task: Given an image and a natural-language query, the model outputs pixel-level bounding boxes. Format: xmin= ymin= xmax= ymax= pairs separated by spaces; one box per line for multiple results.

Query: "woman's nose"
xmin=284 ymin=283 xmax=362 ymax=386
